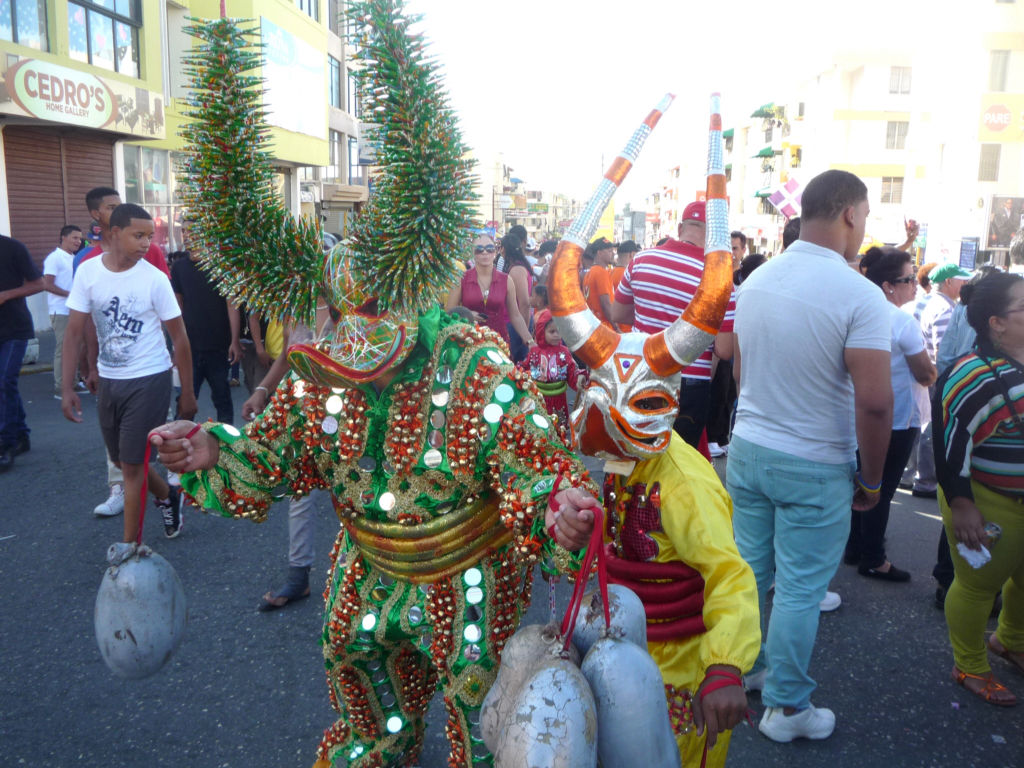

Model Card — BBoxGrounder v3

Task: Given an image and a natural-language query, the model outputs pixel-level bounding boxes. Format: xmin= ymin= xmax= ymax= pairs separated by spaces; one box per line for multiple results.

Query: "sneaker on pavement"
xmin=759 ymin=704 xmax=836 ymax=742
xmin=819 ymin=591 xmax=842 ymax=612
xmin=708 ymin=442 xmax=726 ymax=458
xmin=744 ymin=668 xmax=767 ymax=692
xmin=94 ymin=484 xmax=125 ymax=517
xmin=158 ymin=487 xmax=183 ymax=538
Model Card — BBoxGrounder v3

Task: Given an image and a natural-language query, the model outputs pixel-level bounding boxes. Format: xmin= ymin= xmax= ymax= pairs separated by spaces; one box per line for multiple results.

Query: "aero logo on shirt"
xmin=98 ymin=295 xmax=146 ymax=366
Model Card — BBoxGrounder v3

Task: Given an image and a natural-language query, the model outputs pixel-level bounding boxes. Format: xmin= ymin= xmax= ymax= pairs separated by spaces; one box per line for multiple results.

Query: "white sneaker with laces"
xmin=94 ymin=484 xmax=125 ymax=517
xmin=758 ymin=704 xmax=835 ymax=742
xmin=708 ymin=442 xmax=726 ymax=458
xmin=819 ymin=591 xmax=842 ymax=612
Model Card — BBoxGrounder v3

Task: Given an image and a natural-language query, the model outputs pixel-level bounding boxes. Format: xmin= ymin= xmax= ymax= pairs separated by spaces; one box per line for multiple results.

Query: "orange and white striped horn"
xmin=549 ymin=94 xmax=674 ymax=368
xmin=643 ymin=93 xmax=733 ymax=375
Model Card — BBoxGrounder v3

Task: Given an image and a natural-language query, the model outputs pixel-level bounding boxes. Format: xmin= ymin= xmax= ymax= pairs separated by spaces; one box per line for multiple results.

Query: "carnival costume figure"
xmin=151 ymin=3 xmax=598 ymax=766
xmin=548 ymin=94 xmax=761 ymax=767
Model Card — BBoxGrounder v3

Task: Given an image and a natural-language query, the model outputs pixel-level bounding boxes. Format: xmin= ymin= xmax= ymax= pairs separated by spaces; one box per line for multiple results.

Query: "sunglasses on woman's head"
xmin=474 ymin=245 xmax=496 ymax=254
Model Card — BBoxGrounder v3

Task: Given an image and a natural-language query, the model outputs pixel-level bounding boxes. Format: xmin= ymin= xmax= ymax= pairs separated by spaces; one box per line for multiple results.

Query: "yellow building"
xmin=1 ymin=0 xmax=366 ymax=268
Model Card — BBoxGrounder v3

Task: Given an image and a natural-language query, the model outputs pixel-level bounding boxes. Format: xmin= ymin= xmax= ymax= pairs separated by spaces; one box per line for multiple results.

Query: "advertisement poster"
xmin=0 ymin=56 xmax=164 ymax=139
xmin=988 ymin=195 xmax=1024 ymax=248
xmin=260 ymin=17 xmax=326 ymax=140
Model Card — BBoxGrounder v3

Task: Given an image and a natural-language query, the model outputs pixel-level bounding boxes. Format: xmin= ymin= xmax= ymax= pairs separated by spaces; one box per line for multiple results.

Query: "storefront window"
xmin=0 ymin=0 xmax=49 ymax=50
xmin=68 ymin=0 xmax=141 ymax=78
xmin=124 ymin=146 xmax=188 ymax=255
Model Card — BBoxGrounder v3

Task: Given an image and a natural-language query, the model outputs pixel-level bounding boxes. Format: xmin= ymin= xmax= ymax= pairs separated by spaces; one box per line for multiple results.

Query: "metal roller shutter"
xmin=4 ymin=126 xmax=114 ymax=268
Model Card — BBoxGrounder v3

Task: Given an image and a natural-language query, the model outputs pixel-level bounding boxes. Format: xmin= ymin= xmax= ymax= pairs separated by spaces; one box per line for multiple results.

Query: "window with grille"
xmin=881 ymin=177 xmax=904 ymax=204
xmin=886 ymin=121 xmax=909 ymax=149
xmin=68 ymin=1 xmax=140 ymax=77
xmin=889 ymin=66 xmax=911 ymax=94
xmin=979 ymin=144 xmax=1001 ymax=182
xmin=296 ymin=0 xmax=319 ymax=22
xmin=1 ymin=0 xmax=48 ymax=50
xmin=990 ymin=50 xmax=1010 ymax=91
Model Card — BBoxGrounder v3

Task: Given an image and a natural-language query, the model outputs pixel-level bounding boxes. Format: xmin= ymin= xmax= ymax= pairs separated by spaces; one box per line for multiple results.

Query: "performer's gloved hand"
xmin=149 ymin=421 xmax=220 ymax=473
xmin=545 ymin=488 xmax=598 ymax=550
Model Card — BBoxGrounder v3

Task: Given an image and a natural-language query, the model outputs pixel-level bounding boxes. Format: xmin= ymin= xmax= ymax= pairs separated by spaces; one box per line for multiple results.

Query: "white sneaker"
xmin=94 ymin=484 xmax=125 ymax=517
xmin=759 ymin=704 xmax=836 ymax=742
xmin=708 ymin=442 xmax=726 ymax=458
xmin=819 ymin=591 xmax=842 ymax=612
xmin=744 ymin=668 xmax=767 ymax=692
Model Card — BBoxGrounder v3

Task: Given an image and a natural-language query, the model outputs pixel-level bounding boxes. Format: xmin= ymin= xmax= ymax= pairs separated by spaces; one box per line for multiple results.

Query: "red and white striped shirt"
xmin=614 ymin=238 xmax=735 ymax=380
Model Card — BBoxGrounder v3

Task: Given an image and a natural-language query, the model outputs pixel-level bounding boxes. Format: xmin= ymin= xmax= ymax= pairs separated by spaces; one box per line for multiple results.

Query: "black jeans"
xmin=847 ymin=428 xmax=918 ymax=568
xmin=189 ymin=348 xmax=234 ymax=425
xmin=673 ymin=377 xmax=711 ymax=449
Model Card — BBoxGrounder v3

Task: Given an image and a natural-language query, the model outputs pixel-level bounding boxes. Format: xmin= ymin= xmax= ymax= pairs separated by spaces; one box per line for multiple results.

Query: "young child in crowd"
xmin=530 ymin=284 xmax=548 ymax=313
xmin=520 ymin=309 xmax=586 ymax=440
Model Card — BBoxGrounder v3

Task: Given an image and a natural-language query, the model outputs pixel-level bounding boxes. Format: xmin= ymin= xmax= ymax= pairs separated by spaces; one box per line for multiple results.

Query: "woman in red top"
xmin=447 ymin=234 xmax=534 ymax=349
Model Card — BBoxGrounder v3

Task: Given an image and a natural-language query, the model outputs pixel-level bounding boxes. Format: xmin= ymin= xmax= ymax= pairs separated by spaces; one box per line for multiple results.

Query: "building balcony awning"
xmin=750 ymin=102 xmax=775 ymax=118
xmin=722 ymin=128 xmax=734 ymax=139
xmin=754 ymin=188 xmax=772 ymax=198
xmin=323 ymin=182 xmax=369 ymax=204
xmin=753 ymin=146 xmax=775 ymax=158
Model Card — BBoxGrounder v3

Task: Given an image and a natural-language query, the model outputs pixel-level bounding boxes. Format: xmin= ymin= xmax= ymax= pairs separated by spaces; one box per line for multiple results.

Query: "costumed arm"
xmin=653 ymin=442 xmax=759 ymax=743
xmin=468 ymin=350 xmax=598 ymax=575
xmin=655 ymin=444 xmax=760 ymax=675
xmin=175 ymin=375 xmax=329 ymax=522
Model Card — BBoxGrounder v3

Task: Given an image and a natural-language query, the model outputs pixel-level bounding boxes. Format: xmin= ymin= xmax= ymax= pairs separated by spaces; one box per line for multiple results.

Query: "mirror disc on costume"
xmin=428 ymin=430 xmax=444 ymax=449
xmin=431 ymin=389 xmax=450 ymax=407
xmin=466 ymin=586 xmax=483 ymax=605
xmin=463 ymin=568 xmax=482 ymax=587
xmin=357 ymin=456 xmax=376 ymax=472
xmin=408 ymin=606 xmax=423 ymax=625
xmin=520 ymin=398 xmax=536 ymax=413
xmin=463 ymin=624 xmax=482 ymax=643
xmin=379 ymin=492 xmax=396 ymax=511
xmin=361 ymin=613 xmax=377 ymax=631
xmin=435 ymin=367 xmax=453 ymax=385
xmin=494 ymin=384 xmax=514 ymax=403
xmin=531 ymin=414 xmax=549 ymax=429
xmin=321 ymin=416 xmax=339 ymax=435
xmin=463 ymin=644 xmax=481 ymax=662
xmin=325 ymin=395 xmax=343 ymax=414
xmin=424 ymin=449 xmax=443 ymax=468
xmin=430 ymin=410 xmax=446 ymax=428
xmin=483 ymin=404 xmax=503 ymax=424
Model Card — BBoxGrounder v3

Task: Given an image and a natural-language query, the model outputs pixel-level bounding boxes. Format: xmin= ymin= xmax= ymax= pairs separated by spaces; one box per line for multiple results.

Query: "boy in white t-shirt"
xmin=62 ymin=204 xmax=197 ymax=543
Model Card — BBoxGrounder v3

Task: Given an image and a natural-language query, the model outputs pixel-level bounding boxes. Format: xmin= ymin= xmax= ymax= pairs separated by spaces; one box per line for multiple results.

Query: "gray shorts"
xmin=97 ymin=370 xmax=172 ymax=465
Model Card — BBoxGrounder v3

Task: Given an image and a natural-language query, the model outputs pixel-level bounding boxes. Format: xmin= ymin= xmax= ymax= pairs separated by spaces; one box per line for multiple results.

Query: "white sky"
xmin=405 ymin=0 xmax=942 ymax=207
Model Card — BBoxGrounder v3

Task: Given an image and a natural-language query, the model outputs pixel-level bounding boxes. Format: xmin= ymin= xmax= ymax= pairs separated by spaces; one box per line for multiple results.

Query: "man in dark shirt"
xmin=0 ymin=235 xmax=44 ymax=471
xmin=170 ymin=240 xmax=242 ymax=424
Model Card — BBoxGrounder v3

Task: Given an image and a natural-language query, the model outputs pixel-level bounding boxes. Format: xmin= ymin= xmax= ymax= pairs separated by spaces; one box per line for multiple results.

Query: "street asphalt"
xmin=1 ymin=330 xmax=1021 ymax=767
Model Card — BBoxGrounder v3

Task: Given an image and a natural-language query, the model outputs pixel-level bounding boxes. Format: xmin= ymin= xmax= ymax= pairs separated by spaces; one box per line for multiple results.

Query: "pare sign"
xmin=5 ymin=59 xmax=117 ymax=129
xmin=983 ymin=103 xmax=1012 ymax=131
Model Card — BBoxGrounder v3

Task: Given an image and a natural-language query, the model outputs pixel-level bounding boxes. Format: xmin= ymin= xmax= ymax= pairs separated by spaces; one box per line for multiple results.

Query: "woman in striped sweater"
xmin=935 ymin=271 xmax=1024 ymax=706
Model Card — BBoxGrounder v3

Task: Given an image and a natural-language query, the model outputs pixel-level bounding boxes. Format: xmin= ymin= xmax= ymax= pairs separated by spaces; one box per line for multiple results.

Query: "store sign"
xmin=6 ymin=59 xmax=115 ymax=127
xmin=979 ymin=93 xmax=1024 ymax=143
xmin=527 ymin=202 xmax=548 ymax=213
xmin=0 ymin=57 xmax=165 ymax=139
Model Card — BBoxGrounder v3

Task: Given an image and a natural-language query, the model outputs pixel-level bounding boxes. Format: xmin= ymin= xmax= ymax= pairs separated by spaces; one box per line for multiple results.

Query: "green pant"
xmin=940 ymin=481 xmax=1024 ymax=675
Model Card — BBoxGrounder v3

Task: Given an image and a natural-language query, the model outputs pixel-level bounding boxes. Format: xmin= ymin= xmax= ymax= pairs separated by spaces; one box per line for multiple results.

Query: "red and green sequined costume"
xmin=181 ymin=308 xmax=593 ymax=767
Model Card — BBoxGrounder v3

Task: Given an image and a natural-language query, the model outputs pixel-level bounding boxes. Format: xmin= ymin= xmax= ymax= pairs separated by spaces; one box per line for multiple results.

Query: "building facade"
xmin=1 ymin=0 xmax=366 ymax=328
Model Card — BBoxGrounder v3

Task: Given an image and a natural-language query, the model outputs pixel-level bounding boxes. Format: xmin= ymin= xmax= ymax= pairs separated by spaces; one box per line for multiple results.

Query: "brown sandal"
xmin=988 ymin=635 xmax=1024 ymax=676
xmin=952 ymin=666 xmax=1017 ymax=707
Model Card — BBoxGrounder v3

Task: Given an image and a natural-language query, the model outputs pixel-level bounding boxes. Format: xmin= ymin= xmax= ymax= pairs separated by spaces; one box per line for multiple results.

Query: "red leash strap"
xmin=138 ymin=424 xmax=201 ymax=544
xmin=558 ymin=503 xmax=608 ymax=652
xmin=695 ymin=669 xmax=752 ymax=768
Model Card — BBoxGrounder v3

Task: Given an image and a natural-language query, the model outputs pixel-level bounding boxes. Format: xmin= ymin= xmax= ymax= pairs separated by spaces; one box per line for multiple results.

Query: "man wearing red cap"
xmin=612 ymin=200 xmax=736 ymax=447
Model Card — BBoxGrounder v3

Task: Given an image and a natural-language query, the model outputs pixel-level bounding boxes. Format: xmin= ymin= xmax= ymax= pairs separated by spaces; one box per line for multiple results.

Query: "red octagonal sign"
xmin=984 ymin=103 xmax=1012 ymax=131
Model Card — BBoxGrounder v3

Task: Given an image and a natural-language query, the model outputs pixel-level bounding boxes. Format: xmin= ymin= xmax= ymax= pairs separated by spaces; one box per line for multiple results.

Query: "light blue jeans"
xmin=726 ymin=435 xmax=855 ymax=710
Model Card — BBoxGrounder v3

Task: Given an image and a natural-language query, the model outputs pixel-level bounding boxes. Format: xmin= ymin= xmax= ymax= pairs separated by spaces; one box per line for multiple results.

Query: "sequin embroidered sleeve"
xmin=475 ymin=358 xmax=596 ymax=576
xmin=180 ymin=376 xmax=329 ymax=521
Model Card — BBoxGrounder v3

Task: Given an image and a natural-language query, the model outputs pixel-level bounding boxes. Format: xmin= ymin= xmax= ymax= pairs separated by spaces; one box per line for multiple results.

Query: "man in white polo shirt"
xmin=42 ymin=225 xmax=83 ymax=398
xmin=727 ymin=170 xmax=893 ymax=743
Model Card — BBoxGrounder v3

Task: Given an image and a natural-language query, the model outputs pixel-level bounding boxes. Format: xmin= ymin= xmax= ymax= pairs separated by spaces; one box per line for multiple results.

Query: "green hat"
xmin=929 ymin=263 xmax=972 ymax=283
